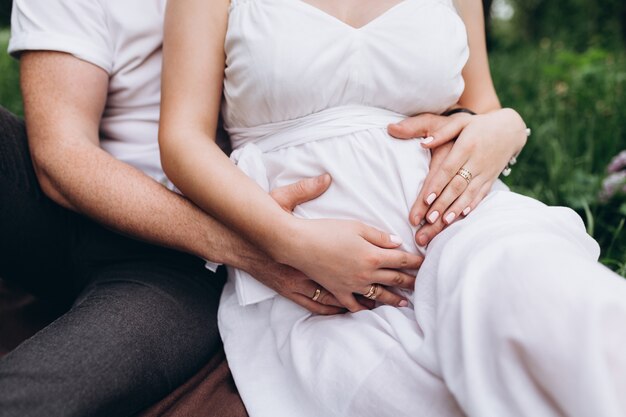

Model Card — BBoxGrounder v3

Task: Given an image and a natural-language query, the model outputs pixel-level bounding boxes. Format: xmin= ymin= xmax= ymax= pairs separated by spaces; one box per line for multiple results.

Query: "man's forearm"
xmin=33 ymin=138 xmax=263 ymax=269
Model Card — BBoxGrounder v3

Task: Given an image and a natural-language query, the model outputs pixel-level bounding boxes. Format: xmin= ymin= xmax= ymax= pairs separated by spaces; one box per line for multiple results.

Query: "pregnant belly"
xmin=261 ymin=128 xmax=431 ymax=256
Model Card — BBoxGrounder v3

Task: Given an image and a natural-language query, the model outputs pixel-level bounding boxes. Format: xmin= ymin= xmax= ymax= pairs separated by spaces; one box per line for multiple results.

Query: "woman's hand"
xmin=274 ymin=217 xmax=423 ymax=313
xmin=388 ymin=108 xmax=528 ymax=246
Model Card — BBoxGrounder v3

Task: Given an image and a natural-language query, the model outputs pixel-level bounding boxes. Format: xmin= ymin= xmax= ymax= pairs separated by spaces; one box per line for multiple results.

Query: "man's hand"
xmin=265 ymin=174 xmax=380 ymax=313
xmin=239 ymin=174 xmax=354 ymax=315
xmin=263 ymin=174 xmax=347 ymax=314
xmin=243 ymin=255 xmax=348 ymax=315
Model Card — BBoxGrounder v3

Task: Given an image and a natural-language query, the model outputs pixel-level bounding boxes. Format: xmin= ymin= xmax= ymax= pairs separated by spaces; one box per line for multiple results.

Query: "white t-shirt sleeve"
xmin=8 ymin=0 xmax=113 ymax=74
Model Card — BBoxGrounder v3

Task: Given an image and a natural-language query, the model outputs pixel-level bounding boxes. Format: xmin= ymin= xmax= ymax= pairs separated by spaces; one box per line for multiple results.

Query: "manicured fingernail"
xmin=390 ymin=234 xmax=403 ymax=245
xmin=462 ymin=207 xmax=471 ymax=216
xmin=421 ymin=136 xmax=434 ymax=144
xmin=428 ymin=210 xmax=439 ymax=223
xmin=417 ymin=234 xmax=428 ymax=246
xmin=398 ymin=300 xmax=409 ymax=307
xmin=426 ymin=193 xmax=437 ymax=205
xmin=444 ymin=212 xmax=456 ymax=224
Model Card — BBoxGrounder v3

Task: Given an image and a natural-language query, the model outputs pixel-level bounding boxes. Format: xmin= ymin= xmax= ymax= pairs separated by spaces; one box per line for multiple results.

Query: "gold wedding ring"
xmin=311 ymin=288 xmax=322 ymax=302
xmin=456 ymin=167 xmax=473 ymax=184
xmin=363 ymin=284 xmax=379 ymax=300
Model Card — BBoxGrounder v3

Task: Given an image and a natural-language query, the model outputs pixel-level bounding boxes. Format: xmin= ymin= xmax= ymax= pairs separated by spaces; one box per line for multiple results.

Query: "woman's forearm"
xmin=159 ymin=128 xmax=297 ymax=260
xmin=160 ymin=0 xmax=298 ymax=261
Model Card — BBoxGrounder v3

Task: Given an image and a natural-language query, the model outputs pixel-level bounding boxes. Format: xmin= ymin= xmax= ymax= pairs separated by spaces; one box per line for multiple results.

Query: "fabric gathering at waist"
xmin=225 ymin=105 xmax=407 ymax=306
xmin=227 ymin=105 xmax=408 ymax=153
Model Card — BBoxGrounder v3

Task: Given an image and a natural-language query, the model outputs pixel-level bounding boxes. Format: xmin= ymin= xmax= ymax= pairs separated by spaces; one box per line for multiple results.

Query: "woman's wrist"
xmin=486 ymin=108 xmax=529 ymax=177
xmin=263 ymin=215 xmax=306 ymax=265
xmin=441 ymin=107 xmax=477 ymax=117
xmin=500 ymin=108 xmax=528 ymax=150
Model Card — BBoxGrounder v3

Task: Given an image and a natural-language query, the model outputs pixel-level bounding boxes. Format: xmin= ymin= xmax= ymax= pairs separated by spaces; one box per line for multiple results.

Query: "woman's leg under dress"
xmin=429 ymin=191 xmax=626 ymax=417
xmin=271 ymin=190 xmax=626 ymax=417
xmin=0 ymin=106 xmax=225 ymax=417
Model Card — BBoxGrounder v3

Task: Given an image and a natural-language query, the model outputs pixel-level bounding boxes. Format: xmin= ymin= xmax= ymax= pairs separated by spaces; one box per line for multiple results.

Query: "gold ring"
xmin=456 ymin=167 xmax=473 ymax=184
xmin=363 ymin=284 xmax=379 ymax=300
xmin=311 ymin=288 xmax=322 ymax=302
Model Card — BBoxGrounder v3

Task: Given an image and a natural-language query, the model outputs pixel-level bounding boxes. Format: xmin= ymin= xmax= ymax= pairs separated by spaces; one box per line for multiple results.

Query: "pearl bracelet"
xmin=502 ymin=127 xmax=531 ymax=177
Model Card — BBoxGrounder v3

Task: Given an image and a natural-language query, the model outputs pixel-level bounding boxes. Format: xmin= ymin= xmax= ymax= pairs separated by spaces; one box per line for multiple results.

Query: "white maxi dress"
xmin=218 ymin=0 xmax=626 ymax=416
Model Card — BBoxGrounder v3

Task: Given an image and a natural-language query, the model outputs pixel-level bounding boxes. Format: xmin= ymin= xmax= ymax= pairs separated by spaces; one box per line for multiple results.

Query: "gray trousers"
xmin=0 ymin=106 xmax=226 ymax=417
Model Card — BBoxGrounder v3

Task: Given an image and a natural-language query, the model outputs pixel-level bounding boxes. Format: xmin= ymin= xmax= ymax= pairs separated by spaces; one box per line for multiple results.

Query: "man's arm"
xmin=20 ymin=51 xmax=346 ymax=314
xmin=21 ymin=51 xmax=242 ymax=265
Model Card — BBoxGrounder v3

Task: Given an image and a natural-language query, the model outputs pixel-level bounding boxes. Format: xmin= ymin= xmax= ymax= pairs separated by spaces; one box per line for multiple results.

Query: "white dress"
xmin=218 ymin=1 xmax=626 ymax=416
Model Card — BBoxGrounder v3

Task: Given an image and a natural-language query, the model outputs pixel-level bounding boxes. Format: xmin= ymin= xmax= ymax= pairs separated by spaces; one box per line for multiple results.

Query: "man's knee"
xmin=0 ymin=263 xmax=223 ymax=417
xmin=76 ymin=264 xmax=223 ymax=364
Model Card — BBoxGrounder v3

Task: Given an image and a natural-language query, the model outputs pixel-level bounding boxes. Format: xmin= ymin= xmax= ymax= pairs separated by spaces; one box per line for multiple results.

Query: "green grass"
xmin=492 ymin=44 xmax=626 ymax=275
xmin=0 ymin=29 xmax=22 ymax=115
xmin=1 ymin=27 xmax=625 ymax=274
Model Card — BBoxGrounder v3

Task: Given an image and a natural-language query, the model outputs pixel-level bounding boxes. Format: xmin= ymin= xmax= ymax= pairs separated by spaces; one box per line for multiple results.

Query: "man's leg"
xmin=0 ymin=254 xmax=225 ymax=417
xmin=0 ymin=106 xmax=227 ymax=416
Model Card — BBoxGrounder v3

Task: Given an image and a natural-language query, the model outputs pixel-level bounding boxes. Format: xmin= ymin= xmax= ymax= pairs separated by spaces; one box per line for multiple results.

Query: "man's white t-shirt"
xmin=9 ymin=0 xmax=173 ymax=187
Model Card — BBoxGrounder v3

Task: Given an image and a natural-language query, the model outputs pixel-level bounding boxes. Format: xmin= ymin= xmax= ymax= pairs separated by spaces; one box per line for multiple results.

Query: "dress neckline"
xmin=295 ymin=0 xmax=409 ymax=30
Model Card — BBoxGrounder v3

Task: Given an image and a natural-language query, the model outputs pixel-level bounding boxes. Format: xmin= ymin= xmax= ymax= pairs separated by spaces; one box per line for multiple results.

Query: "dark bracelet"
xmin=441 ymin=107 xmax=477 ymax=117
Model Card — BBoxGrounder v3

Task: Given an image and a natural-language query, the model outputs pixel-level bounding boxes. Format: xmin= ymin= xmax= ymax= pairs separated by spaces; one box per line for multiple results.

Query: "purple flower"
xmin=600 ymin=171 xmax=626 ymax=202
xmin=607 ymin=150 xmax=626 ymax=174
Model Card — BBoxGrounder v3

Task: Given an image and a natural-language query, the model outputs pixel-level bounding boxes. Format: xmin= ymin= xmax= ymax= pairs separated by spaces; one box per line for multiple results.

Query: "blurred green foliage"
xmin=505 ymin=0 xmax=626 ymax=50
xmin=492 ymin=43 xmax=626 ymax=274
xmin=0 ymin=29 xmax=21 ymax=116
